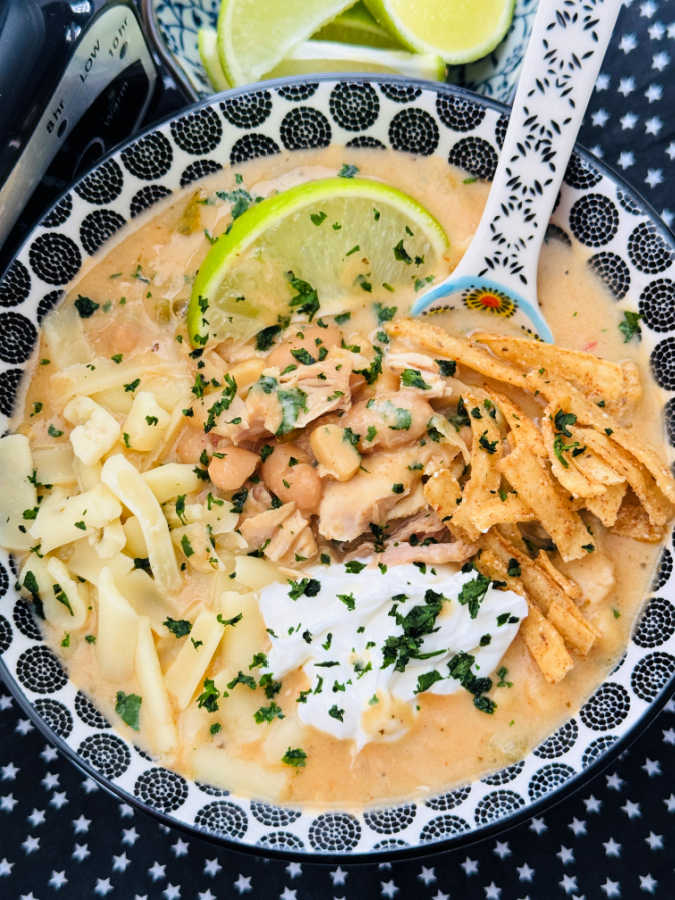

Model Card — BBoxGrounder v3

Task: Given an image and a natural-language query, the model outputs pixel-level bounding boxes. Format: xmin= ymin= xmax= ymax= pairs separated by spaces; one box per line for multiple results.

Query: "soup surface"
xmin=4 ymin=147 xmax=672 ymax=809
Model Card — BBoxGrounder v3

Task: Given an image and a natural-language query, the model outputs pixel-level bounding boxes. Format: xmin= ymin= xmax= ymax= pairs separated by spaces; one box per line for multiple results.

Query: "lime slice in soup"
xmin=188 ymin=177 xmax=448 ymax=348
xmin=364 ymin=0 xmax=515 ymax=64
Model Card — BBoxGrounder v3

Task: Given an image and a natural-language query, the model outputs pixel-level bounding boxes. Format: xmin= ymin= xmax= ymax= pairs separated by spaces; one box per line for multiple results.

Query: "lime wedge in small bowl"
xmin=217 ymin=0 xmax=355 ymax=86
xmin=365 ymin=0 xmax=516 ymax=64
xmin=188 ymin=177 xmax=448 ymax=348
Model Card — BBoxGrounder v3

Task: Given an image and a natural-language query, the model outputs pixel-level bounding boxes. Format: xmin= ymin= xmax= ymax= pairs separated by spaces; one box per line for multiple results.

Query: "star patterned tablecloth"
xmin=1 ymin=1 xmax=675 ymax=897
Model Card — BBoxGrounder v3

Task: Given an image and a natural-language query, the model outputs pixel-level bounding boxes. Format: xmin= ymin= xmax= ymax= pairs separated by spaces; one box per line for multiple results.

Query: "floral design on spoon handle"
xmin=463 ymin=0 xmax=621 ymax=298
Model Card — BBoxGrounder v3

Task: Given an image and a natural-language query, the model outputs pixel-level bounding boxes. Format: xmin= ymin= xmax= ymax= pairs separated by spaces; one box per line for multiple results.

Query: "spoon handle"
xmin=453 ymin=0 xmax=620 ymax=303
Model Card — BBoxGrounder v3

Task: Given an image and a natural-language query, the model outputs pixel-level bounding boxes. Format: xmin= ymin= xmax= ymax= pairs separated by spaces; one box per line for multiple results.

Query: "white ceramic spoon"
xmin=413 ymin=0 xmax=621 ymax=342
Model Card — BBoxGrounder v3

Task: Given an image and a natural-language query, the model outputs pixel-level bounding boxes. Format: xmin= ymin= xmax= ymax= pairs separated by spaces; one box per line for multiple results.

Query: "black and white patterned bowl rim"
xmin=0 ymin=75 xmax=674 ymax=862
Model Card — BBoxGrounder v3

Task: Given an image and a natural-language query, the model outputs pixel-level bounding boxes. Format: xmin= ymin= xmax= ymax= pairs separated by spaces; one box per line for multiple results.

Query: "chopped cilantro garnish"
xmin=436 ymin=359 xmax=456 ymax=376
xmin=400 ymin=368 xmax=430 ymax=390
xmin=287 ymin=577 xmax=321 ymax=600
xmin=338 ymin=164 xmax=358 ymax=178
xmin=254 ymin=702 xmax=284 ymax=723
xmin=164 ymin=617 xmax=192 ymax=638
xmin=277 ymin=387 xmax=308 ymax=435
xmin=328 ymin=705 xmax=344 ymax=722
xmin=286 ymin=271 xmax=319 ymax=320
xmin=619 ymin=310 xmax=641 ymax=342
xmin=197 ymin=679 xmax=220 ymax=712
xmin=338 ymin=592 xmax=356 ymax=611
xmin=115 ymin=691 xmax=142 ymax=730
xmin=457 ymin=573 xmax=491 ymax=619
xmin=74 ymin=295 xmax=99 ymax=318
xmin=310 ymin=211 xmax=327 ymax=226
xmin=414 ymin=669 xmax=444 ymax=694
xmin=345 ymin=561 xmax=366 ymax=574
xmin=281 ymin=747 xmax=307 ymax=767
xmin=507 ymin=558 xmax=521 ymax=578
xmin=393 ymin=239 xmax=412 ymax=264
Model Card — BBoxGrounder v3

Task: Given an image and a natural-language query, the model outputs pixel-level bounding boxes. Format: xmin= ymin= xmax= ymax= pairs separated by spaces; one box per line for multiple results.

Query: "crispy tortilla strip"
xmin=584 ymin=482 xmax=626 ymax=527
xmin=470 ymin=495 xmax=537 ymax=531
xmin=498 ymin=444 xmax=593 ymax=561
xmin=574 ymin=426 xmax=672 ymax=527
xmin=540 ymin=413 xmax=605 ymax=499
xmin=568 ymin=445 xmax=625 ymax=487
xmin=521 ymin=604 xmax=575 ymax=684
xmin=537 ymin=550 xmax=582 ymax=601
xmin=489 ymin=390 xmax=545 ymax=457
xmin=525 ymin=372 xmax=675 ymax=506
xmin=393 ymin=321 xmax=675 ymax=506
xmin=482 ymin=530 xmax=596 ymax=654
xmin=473 ymin=332 xmax=641 ymax=413
xmin=474 ymin=548 xmax=574 ymax=684
xmin=387 ymin=319 xmax=530 ymax=391
xmin=610 ymin=490 xmax=666 ymax=543
xmin=451 ymin=394 xmax=503 ymax=538
xmin=423 ymin=468 xmax=462 ymax=518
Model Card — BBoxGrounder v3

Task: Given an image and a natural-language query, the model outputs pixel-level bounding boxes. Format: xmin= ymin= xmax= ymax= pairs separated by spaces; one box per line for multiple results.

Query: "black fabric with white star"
xmin=1 ymin=1 xmax=674 ymax=897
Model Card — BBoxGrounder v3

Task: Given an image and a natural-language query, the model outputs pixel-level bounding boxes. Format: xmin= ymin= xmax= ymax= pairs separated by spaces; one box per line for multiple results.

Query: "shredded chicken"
xmin=378 ymin=539 xmax=477 ymax=566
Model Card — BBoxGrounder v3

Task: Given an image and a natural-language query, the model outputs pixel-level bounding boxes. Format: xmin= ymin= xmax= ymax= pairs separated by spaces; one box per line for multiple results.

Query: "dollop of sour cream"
xmin=258 ymin=562 xmax=527 ymax=749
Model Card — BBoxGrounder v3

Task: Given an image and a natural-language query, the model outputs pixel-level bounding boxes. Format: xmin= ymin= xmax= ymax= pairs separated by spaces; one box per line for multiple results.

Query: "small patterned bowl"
xmin=0 ymin=75 xmax=674 ymax=860
xmin=143 ymin=0 xmax=538 ymax=102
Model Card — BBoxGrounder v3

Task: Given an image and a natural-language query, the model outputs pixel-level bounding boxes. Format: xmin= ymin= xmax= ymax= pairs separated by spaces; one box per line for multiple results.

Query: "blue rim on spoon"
xmin=0 ymin=73 xmax=673 ymax=862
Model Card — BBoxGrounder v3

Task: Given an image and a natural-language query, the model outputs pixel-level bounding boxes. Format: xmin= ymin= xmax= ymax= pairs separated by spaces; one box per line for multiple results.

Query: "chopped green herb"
xmin=436 ymin=359 xmax=456 ymax=376
xmin=197 ymin=679 xmax=220 ymax=712
xmin=47 ymin=424 xmax=63 ymax=438
xmin=74 ymin=295 xmax=100 ymax=318
xmin=288 ymin=577 xmax=321 ymax=600
xmin=277 ymin=387 xmax=308 ymax=435
xmin=291 ymin=348 xmax=316 ymax=366
xmin=286 ymin=271 xmax=319 ymax=320
xmin=457 ymin=573 xmax=491 ymax=619
xmin=338 ymin=164 xmax=358 ymax=178
xmin=393 ymin=239 xmax=412 ymax=264
xmin=255 ymin=324 xmax=282 ymax=351
xmin=217 ymin=612 xmax=243 ymax=628
xmin=479 ymin=431 xmax=498 ymax=454
xmin=619 ymin=310 xmax=642 ymax=342
xmin=210 ymin=722 xmax=222 ymax=735
xmin=338 ymin=592 xmax=356 ymax=611
xmin=345 ymin=244 xmax=360 ymax=256
xmin=328 ymin=704 xmax=344 ymax=722
xmin=414 ymin=669 xmax=443 ymax=694
xmin=507 ymin=558 xmax=521 ymax=578
xmin=310 ymin=211 xmax=327 ymax=226
xmin=115 ymin=691 xmax=142 ymax=730
xmin=553 ymin=410 xmax=577 ymax=437
xmin=281 ymin=747 xmax=307 ymax=767
xmin=345 ymin=561 xmax=366 ymax=574
xmin=52 ymin=583 xmax=74 ymax=616
xmin=164 ymin=617 xmax=192 ymax=638
xmin=180 ymin=535 xmax=194 ymax=558
xmin=124 ymin=378 xmax=140 ymax=393
xmin=400 ymin=368 xmax=430 ymax=390
xmin=227 ymin=671 xmax=257 ymax=691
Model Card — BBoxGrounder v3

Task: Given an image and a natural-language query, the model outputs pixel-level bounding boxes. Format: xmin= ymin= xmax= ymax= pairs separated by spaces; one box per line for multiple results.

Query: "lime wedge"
xmin=217 ymin=0 xmax=354 ymax=86
xmin=364 ymin=0 xmax=515 ymax=64
xmin=188 ymin=177 xmax=448 ymax=347
xmin=313 ymin=2 xmax=399 ymax=48
xmin=267 ymin=41 xmax=445 ymax=81
xmin=198 ymin=28 xmax=230 ymax=92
